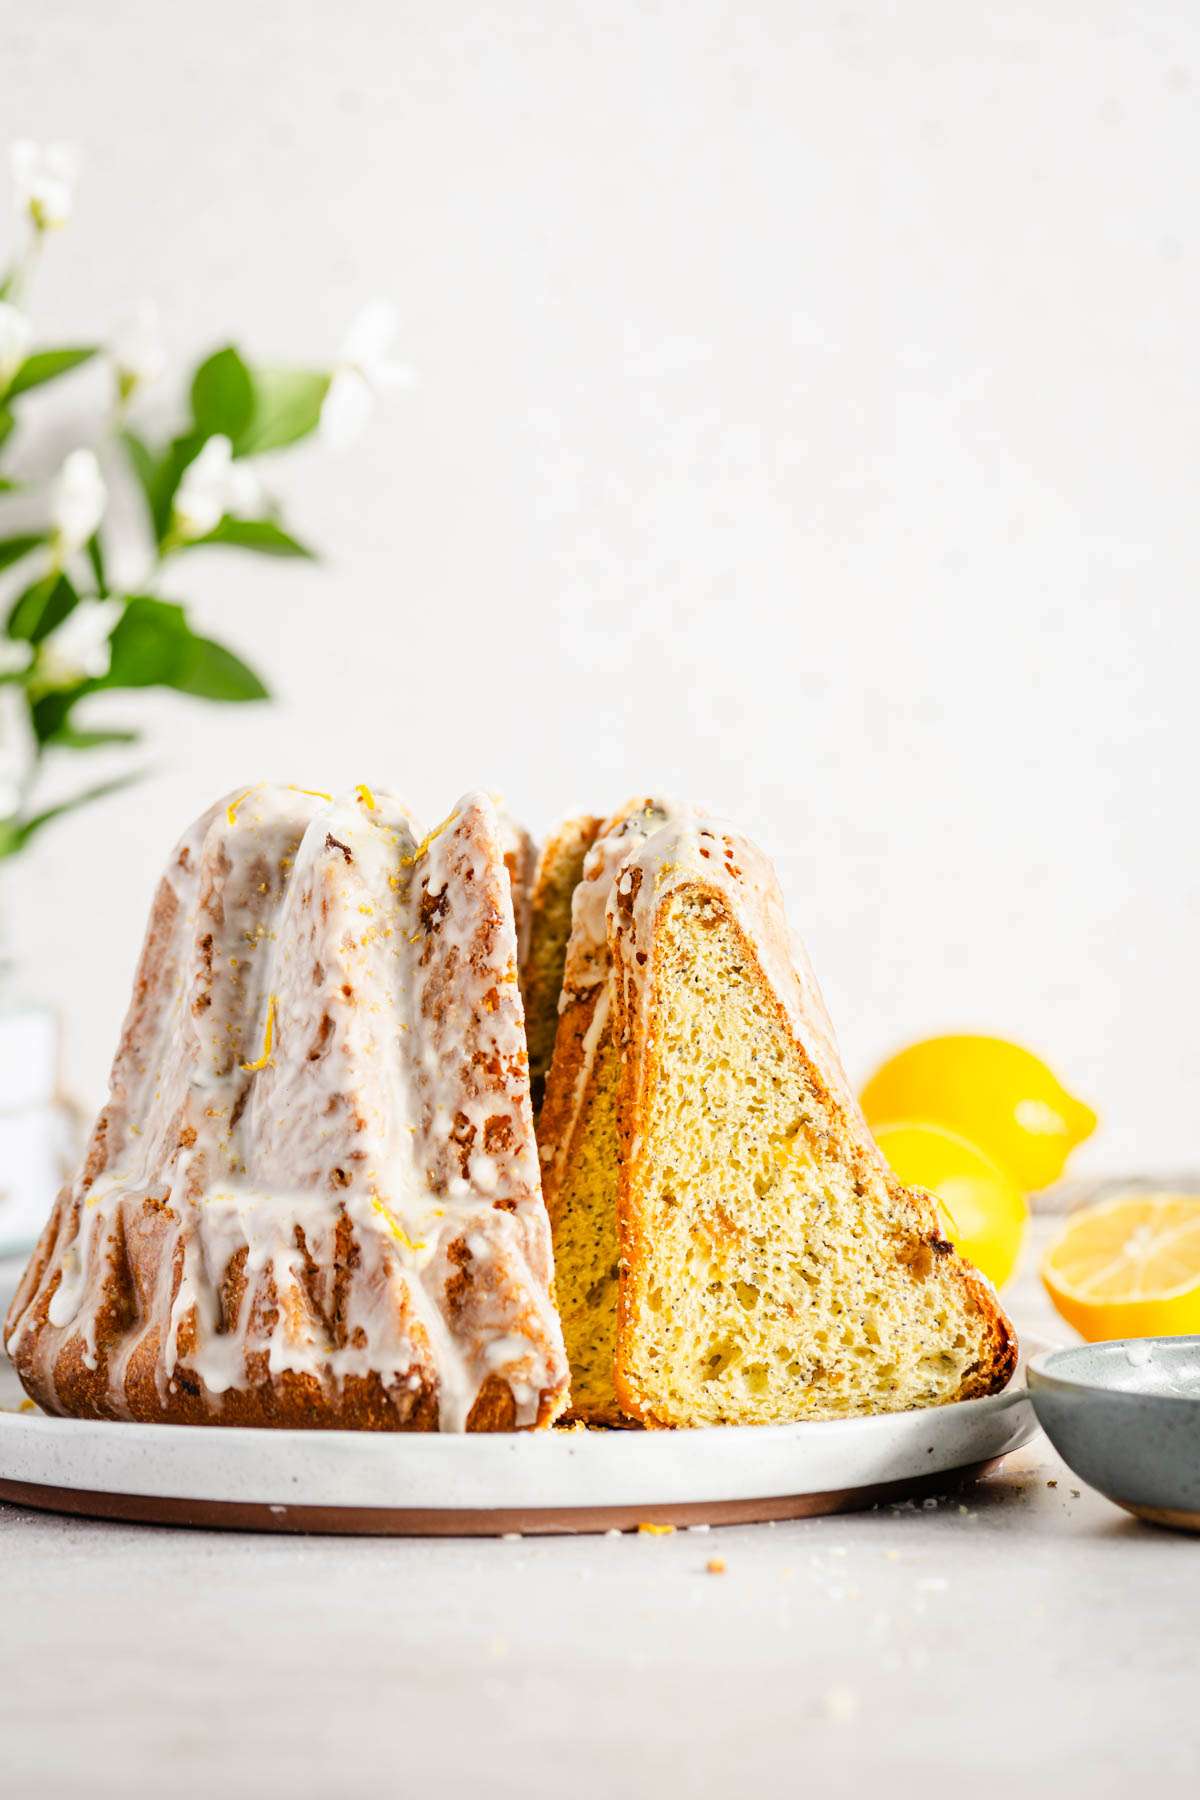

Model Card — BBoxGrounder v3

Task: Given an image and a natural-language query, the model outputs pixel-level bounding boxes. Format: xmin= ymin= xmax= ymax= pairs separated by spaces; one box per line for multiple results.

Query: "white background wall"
xmin=6 ymin=2 xmax=1197 ymax=1174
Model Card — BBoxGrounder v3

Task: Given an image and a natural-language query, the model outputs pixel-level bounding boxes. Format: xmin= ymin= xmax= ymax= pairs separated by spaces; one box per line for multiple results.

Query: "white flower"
xmin=320 ymin=299 xmax=414 ymax=449
xmin=36 ymin=598 xmax=122 ymax=691
xmin=50 ymin=448 xmax=106 ymax=554
xmin=172 ymin=435 xmax=263 ymax=540
xmin=0 ymin=684 xmax=35 ymax=817
xmin=11 ymin=140 xmax=79 ymax=233
xmin=112 ymin=300 xmax=166 ymax=400
xmin=0 ymin=301 xmax=32 ymax=389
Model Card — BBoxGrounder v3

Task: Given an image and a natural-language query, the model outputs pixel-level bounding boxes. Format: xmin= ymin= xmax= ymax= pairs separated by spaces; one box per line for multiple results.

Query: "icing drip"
xmin=536 ymin=798 xmax=685 ymax=1184
xmin=6 ymin=785 xmax=568 ymax=1431
xmin=561 ymin=798 xmax=683 ymax=1002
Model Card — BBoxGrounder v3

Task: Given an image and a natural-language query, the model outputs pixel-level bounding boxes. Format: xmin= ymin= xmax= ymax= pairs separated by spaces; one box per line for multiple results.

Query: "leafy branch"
xmin=0 ymin=141 xmax=408 ymax=860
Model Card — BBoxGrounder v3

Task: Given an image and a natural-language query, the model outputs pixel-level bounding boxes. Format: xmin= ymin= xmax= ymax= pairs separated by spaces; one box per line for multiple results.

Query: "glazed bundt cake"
xmin=4 ymin=784 xmax=569 ymax=1430
xmin=7 ymin=783 xmax=1016 ymax=1434
xmin=537 ymin=803 xmax=1016 ymax=1426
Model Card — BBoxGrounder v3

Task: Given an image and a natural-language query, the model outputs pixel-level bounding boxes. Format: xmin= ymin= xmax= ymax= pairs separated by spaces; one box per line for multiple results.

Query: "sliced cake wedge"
xmin=540 ymin=807 xmax=1017 ymax=1426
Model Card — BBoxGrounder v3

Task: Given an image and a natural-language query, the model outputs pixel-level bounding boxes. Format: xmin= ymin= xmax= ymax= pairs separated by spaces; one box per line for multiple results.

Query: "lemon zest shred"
xmin=226 ymin=785 xmax=261 ymax=827
xmin=288 ymin=785 xmax=333 ymax=802
xmin=371 ymin=1196 xmax=426 ymax=1253
xmin=18 ymin=1398 xmax=36 ymax=1414
xmin=399 ymin=810 xmax=459 ymax=868
xmin=407 ymin=928 xmax=424 ymax=945
xmin=355 ymin=783 xmax=377 ymax=811
xmin=240 ymin=994 xmax=277 ymax=1072
xmin=637 ymin=1522 xmax=675 ymax=1536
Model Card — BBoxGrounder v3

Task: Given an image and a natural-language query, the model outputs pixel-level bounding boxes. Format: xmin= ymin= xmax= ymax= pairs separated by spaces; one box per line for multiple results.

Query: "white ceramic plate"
xmin=0 ymin=1339 xmax=1044 ymax=1535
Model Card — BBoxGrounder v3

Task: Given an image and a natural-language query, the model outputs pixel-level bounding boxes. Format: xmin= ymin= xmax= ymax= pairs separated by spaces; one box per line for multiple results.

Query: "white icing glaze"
xmin=560 ymin=798 xmax=683 ymax=1002
xmin=539 ymin=799 xmax=685 ymax=1178
xmin=6 ymin=785 xmax=568 ymax=1431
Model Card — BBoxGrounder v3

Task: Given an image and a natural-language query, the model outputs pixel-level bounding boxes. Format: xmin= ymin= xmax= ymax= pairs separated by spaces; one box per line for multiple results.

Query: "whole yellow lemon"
xmin=861 ymin=1035 xmax=1096 ymax=1193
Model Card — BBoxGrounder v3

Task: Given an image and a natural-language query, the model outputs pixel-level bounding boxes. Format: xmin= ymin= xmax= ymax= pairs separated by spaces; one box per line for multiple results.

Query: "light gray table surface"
xmin=2 ymin=1225 xmax=1197 ymax=1800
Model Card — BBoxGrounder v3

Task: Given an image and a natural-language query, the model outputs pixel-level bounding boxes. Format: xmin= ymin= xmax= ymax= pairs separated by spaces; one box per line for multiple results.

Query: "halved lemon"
xmin=1040 ymin=1193 xmax=1200 ymax=1341
xmin=872 ymin=1119 xmax=1028 ymax=1289
xmin=861 ymin=1035 xmax=1096 ymax=1192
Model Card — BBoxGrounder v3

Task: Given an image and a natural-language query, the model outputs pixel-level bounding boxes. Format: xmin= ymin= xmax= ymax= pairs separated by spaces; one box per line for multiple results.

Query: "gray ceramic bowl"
xmin=1028 ymin=1339 xmax=1200 ymax=1532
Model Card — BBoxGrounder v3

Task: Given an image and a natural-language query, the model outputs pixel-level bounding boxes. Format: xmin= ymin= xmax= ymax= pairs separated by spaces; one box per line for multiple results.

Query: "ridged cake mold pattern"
xmin=5 ymin=785 xmax=569 ymax=1431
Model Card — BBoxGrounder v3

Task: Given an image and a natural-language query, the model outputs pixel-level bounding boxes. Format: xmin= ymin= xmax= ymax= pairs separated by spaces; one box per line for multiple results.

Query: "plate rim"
xmin=0 ymin=1338 xmax=1047 ymax=1533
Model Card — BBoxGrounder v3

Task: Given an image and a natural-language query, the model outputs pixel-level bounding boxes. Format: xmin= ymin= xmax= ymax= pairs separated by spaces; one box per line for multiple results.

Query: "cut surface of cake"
xmin=519 ymin=812 xmax=601 ymax=1112
xmin=539 ymin=806 xmax=1017 ymax=1427
xmin=536 ymin=798 xmax=686 ymax=1422
xmin=5 ymin=784 xmax=570 ymax=1431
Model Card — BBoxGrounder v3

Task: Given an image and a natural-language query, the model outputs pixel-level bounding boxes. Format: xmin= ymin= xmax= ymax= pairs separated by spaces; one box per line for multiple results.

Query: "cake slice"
xmin=519 ymin=812 xmax=602 ymax=1111
xmin=541 ymin=807 xmax=1017 ymax=1426
xmin=537 ymin=798 xmax=684 ymax=1421
xmin=6 ymin=784 xmax=569 ymax=1430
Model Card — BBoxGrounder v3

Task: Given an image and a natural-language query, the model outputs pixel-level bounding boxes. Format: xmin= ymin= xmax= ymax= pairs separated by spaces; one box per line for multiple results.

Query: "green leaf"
xmin=0 ymin=533 xmax=45 ymax=574
xmin=120 ymin=428 xmax=157 ymax=514
xmin=190 ymin=345 xmax=254 ymax=441
xmin=0 ymin=409 xmax=14 ymax=451
xmin=85 ymin=532 xmax=107 ymax=596
xmin=0 ymin=477 xmax=23 ymax=493
xmin=0 ymin=773 xmax=143 ymax=860
xmin=121 ymin=430 xmax=205 ymax=543
xmin=45 ymin=722 xmax=140 ymax=750
xmin=7 ymin=571 xmax=78 ymax=644
xmin=185 ymin=516 xmax=315 ymax=559
xmin=171 ymin=636 xmax=268 ymax=701
xmin=102 ymin=596 xmax=188 ymax=688
xmin=6 ymin=346 xmax=98 ymax=400
xmin=30 ymin=686 xmax=88 ymax=745
xmin=236 ymin=366 xmax=331 ymax=456
xmin=101 ymin=595 xmax=268 ymax=702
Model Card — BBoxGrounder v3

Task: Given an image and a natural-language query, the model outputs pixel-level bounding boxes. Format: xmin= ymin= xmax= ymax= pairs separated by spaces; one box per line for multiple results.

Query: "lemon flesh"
xmin=1040 ymin=1193 xmax=1200 ymax=1341
xmin=872 ymin=1120 xmax=1029 ymax=1290
xmin=861 ymin=1035 xmax=1096 ymax=1192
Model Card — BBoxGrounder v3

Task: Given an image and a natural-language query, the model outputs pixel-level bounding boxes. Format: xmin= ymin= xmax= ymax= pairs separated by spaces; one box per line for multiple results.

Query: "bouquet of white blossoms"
xmin=0 ymin=140 xmax=411 ymax=858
